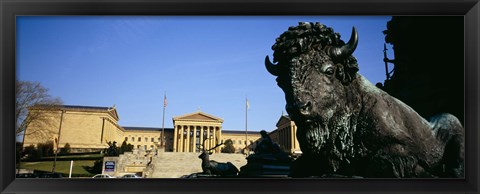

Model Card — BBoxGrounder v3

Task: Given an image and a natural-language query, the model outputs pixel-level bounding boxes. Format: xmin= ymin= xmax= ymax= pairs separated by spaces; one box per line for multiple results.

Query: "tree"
xmin=221 ymin=139 xmax=236 ymax=153
xmin=16 ymin=80 xmax=62 ymax=139
xmin=16 ymin=80 xmax=62 ymax=173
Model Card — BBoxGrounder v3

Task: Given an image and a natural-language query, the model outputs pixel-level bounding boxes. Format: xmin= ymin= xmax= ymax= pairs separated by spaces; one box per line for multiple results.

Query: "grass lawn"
xmin=20 ymin=160 xmax=97 ymax=177
xmin=41 ymin=154 xmax=103 ymax=160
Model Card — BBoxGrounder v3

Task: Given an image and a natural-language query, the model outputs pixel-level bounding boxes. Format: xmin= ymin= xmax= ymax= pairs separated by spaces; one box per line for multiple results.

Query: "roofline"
xmin=172 ymin=111 xmax=224 ymax=122
xmin=122 ymin=126 xmax=174 ymax=131
xmin=276 ymin=115 xmax=291 ymax=127
xmin=222 ymin=130 xmax=262 ymax=134
xmin=30 ymin=104 xmax=120 ymax=121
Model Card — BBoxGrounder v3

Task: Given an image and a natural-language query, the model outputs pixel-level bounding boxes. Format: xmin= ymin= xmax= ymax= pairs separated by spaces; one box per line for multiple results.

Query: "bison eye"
xmin=325 ymin=67 xmax=334 ymax=75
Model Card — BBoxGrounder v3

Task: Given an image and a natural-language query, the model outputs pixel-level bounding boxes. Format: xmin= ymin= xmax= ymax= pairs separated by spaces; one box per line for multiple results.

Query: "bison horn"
xmin=265 ymin=55 xmax=279 ymax=76
xmin=328 ymin=26 xmax=358 ymax=59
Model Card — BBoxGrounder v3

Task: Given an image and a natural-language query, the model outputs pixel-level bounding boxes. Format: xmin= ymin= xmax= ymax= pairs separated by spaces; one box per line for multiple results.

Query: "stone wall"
xmin=102 ymin=149 xmax=150 ymax=177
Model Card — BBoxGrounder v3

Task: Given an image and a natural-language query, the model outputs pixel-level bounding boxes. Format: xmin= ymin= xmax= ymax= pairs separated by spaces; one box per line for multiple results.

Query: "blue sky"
xmin=16 ymin=16 xmax=393 ymax=132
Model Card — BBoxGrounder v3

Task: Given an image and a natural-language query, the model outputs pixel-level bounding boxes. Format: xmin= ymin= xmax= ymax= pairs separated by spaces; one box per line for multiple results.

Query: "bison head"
xmin=266 ymin=22 xmax=361 ymax=163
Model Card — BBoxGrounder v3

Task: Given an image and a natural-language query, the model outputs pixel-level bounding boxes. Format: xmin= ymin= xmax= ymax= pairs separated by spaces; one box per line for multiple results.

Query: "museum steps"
xmin=146 ymin=152 xmax=247 ymax=178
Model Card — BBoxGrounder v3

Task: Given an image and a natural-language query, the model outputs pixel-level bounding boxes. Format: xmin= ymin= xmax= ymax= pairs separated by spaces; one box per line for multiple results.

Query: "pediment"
xmin=276 ymin=115 xmax=292 ymax=127
xmin=173 ymin=111 xmax=223 ymax=122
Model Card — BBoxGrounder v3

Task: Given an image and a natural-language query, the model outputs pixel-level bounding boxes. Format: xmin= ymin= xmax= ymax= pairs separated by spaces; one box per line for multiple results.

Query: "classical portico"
xmin=172 ymin=111 xmax=223 ymax=153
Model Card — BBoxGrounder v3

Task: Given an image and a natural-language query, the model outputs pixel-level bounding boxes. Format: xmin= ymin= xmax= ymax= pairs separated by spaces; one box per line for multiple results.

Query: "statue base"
xmin=238 ymin=153 xmax=293 ymax=178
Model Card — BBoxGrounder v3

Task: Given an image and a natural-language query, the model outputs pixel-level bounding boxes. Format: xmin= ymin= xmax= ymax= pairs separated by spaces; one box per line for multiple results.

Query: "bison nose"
xmin=286 ymin=101 xmax=312 ymax=116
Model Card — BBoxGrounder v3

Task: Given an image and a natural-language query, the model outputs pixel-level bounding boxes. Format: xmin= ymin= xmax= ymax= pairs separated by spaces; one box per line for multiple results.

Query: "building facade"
xmin=22 ymin=105 xmax=170 ymax=153
xmin=22 ymin=105 xmax=261 ymax=154
xmin=222 ymin=130 xmax=262 ymax=153
xmin=268 ymin=115 xmax=301 ymax=155
xmin=122 ymin=127 xmax=174 ymax=152
xmin=172 ymin=112 xmax=223 ymax=153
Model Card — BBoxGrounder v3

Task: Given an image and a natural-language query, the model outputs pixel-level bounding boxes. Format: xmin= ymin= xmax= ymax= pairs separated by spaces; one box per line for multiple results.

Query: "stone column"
xmin=173 ymin=125 xmax=178 ymax=152
xmin=212 ymin=127 xmax=216 ymax=153
xmin=192 ymin=126 xmax=197 ymax=153
xmin=184 ymin=126 xmax=188 ymax=152
xmin=206 ymin=127 xmax=210 ymax=150
xmin=185 ymin=126 xmax=191 ymax=152
xmin=178 ymin=126 xmax=185 ymax=152
xmin=218 ymin=126 xmax=222 ymax=150
xmin=178 ymin=126 xmax=182 ymax=152
xmin=186 ymin=126 xmax=191 ymax=152
xmin=290 ymin=125 xmax=295 ymax=151
xmin=294 ymin=125 xmax=299 ymax=150
xmin=200 ymin=126 xmax=204 ymax=149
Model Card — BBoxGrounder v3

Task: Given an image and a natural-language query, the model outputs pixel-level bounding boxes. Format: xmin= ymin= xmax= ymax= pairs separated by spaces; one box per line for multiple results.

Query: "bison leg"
xmin=365 ymin=153 xmax=435 ymax=178
xmin=429 ymin=113 xmax=464 ymax=178
xmin=440 ymin=134 xmax=464 ymax=177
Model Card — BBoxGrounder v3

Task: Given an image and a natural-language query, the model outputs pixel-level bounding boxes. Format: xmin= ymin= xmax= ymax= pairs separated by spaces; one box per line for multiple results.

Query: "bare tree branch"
xmin=16 ymin=80 xmax=62 ymax=138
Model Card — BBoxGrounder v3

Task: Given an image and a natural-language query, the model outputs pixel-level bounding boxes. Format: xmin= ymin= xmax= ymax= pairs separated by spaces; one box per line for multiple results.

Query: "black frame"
xmin=1 ymin=0 xmax=479 ymax=193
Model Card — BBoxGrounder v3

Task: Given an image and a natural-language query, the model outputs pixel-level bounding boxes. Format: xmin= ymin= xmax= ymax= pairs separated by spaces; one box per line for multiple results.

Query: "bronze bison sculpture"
xmin=265 ymin=22 xmax=464 ymax=178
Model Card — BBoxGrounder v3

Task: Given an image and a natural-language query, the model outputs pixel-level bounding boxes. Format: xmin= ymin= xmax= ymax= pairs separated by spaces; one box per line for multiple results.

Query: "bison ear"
xmin=336 ymin=65 xmax=346 ymax=82
xmin=336 ymin=61 xmax=359 ymax=85
xmin=344 ymin=69 xmax=359 ymax=84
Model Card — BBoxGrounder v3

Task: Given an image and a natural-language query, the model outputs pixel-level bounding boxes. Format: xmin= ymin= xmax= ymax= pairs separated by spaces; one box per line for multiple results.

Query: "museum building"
xmin=270 ymin=114 xmax=301 ymax=155
xmin=22 ymin=105 xmax=265 ymax=153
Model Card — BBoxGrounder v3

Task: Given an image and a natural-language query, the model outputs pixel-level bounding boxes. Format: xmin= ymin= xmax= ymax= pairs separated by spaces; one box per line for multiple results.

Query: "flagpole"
xmin=245 ymin=97 xmax=248 ymax=155
xmin=161 ymin=92 xmax=166 ymax=147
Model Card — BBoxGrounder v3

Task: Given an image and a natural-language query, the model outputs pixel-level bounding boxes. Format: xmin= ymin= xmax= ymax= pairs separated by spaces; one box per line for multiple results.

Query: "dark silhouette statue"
xmin=254 ymin=130 xmax=279 ymax=154
xmin=105 ymin=141 xmax=119 ymax=156
xmin=197 ymin=138 xmax=238 ymax=176
xmin=239 ymin=131 xmax=293 ymax=177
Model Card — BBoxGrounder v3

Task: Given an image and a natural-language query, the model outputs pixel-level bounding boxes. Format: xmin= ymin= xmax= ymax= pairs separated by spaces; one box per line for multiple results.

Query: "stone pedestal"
xmin=239 ymin=153 xmax=293 ymax=178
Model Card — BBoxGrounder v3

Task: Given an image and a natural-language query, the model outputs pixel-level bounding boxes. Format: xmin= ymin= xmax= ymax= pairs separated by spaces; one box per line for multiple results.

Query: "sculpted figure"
xmin=254 ymin=130 xmax=280 ymax=154
xmin=197 ymin=139 xmax=239 ymax=176
xmin=265 ymin=22 xmax=464 ymax=178
xmin=106 ymin=141 xmax=119 ymax=156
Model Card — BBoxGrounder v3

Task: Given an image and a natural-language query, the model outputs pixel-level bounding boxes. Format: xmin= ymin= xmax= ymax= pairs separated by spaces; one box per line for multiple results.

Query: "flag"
xmin=246 ymin=98 xmax=250 ymax=110
xmin=163 ymin=94 xmax=167 ymax=108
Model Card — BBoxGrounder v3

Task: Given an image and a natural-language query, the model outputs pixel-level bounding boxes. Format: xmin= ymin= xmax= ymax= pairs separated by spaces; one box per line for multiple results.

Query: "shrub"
xmin=37 ymin=141 xmax=54 ymax=157
xmin=23 ymin=145 xmax=41 ymax=161
xmin=16 ymin=142 xmax=22 ymax=163
xmin=221 ymin=139 xmax=236 ymax=153
xmin=59 ymin=143 xmax=71 ymax=155
xmin=85 ymin=159 xmax=103 ymax=174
